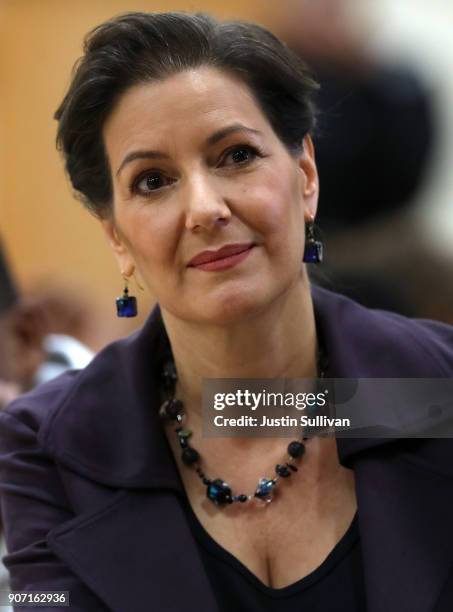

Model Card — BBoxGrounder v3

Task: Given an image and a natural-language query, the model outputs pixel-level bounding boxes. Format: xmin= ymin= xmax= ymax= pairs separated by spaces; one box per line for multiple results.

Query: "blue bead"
xmin=116 ymin=296 xmax=137 ymax=317
xmin=207 ymin=479 xmax=232 ymax=505
xmin=254 ymin=477 xmax=276 ymax=499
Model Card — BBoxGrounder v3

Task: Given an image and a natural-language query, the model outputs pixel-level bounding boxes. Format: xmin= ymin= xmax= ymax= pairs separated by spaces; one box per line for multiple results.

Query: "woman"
xmin=0 ymin=11 xmax=453 ymax=612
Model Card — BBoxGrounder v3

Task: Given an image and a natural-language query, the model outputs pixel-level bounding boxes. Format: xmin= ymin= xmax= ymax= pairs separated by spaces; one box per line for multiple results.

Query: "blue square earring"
xmin=116 ymin=274 xmax=138 ymax=317
xmin=303 ymin=216 xmax=323 ymax=264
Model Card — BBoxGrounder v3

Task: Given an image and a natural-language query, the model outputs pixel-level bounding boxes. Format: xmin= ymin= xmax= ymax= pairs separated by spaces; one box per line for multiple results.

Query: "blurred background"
xmin=1 ymin=0 xmax=453 ymax=365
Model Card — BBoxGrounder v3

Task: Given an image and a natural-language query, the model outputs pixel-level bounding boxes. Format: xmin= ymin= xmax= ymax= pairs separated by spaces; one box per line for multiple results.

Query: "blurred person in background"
xmin=0 ymin=246 xmax=22 ymax=410
xmin=0 ymin=241 xmax=94 ymax=409
xmin=0 ymin=241 xmax=94 ymax=598
xmin=0 ymin=242 xmax=45 ymax=409
xmin=277 ymin=0 xmax=453 ymax=324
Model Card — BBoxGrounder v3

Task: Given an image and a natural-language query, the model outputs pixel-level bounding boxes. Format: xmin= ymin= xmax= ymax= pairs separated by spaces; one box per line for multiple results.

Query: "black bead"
xmin=202 ymin=477 xmax=211 ymax=485
xmin=287 ymin=463 xmax=298 ymax=472
xmin=181 ymin=447 xmax=199 ymax=465
xmin=276 ymin=464 xmax=291 ymax=477
xmin=238 ymin=494 xmax=248 ymax=503
xmin=179 ymin=437 xmax=188 ymax=449
xmin=160 ymin=398 xmax=184 ymax=420
xmin=288 ymin=441 xmax=306 ymax=458
xmin=167 ymin=399 xmax=184 ymax=419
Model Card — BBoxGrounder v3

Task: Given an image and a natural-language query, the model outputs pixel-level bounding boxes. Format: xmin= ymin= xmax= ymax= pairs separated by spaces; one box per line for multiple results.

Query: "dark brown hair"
xmin=55 ymin=11 xmax=319 ymax=218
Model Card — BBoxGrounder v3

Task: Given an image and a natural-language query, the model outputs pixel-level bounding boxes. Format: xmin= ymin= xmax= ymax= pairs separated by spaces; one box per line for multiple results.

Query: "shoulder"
xmin=367 ymin=307 xmax=453 ymax=375
xmin=312 ymin=284 xmax=453 ymax=376
xmin=322 ymin=283 xmax=453 ymax=347
xmin=0 ymin=370 xmax=81 ymax=438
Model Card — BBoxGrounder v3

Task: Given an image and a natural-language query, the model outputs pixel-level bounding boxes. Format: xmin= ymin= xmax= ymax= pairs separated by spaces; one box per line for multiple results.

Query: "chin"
xmin=190 ymin=286 xmax=275 ymax=326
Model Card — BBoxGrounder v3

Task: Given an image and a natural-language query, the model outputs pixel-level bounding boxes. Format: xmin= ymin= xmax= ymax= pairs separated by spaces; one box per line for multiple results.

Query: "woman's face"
xmin=102 ymin=67 xmax=318 ymax=325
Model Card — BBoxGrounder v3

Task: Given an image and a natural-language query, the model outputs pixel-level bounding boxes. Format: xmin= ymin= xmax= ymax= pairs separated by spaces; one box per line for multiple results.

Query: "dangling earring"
xmin=116 ymin=274 xmax=138 ymax=317
xmin=303 ymin=216 xmax=323 ymax=263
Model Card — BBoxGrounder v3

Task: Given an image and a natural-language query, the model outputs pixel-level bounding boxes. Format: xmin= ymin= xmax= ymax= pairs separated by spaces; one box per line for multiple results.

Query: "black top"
xmin=179 ymin=493 xmax=367 ymax=611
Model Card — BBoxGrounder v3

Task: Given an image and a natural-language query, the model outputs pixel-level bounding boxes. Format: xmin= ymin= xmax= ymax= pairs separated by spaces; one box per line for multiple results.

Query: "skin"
xmin=100 ymin=67 xmax=357 ymax=586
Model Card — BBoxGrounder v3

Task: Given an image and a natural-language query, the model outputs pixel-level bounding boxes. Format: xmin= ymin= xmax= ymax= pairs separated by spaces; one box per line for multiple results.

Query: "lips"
xmin=188 ymin=243 xmax=254 ymax=267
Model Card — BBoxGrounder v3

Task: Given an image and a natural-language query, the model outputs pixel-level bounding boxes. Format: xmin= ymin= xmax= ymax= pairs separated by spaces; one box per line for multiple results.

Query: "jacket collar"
xmin=39 ymin=284 xmax=452 ymax=489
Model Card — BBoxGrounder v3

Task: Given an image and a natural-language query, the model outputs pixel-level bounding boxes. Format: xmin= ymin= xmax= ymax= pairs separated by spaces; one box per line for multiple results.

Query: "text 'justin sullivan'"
xmin=213 ymin=415 xmax=351 ymax=428
xmin=210 ymin=390 xmax=350 ymax=428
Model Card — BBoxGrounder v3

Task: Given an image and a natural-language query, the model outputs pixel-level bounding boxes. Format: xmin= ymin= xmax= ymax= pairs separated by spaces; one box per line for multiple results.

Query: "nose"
xmin=184 ymin=174 xmax=232 ymax=232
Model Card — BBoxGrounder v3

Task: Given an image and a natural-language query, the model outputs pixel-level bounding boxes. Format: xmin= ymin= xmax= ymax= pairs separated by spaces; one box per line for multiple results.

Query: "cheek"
xmin=242 ymin=170 xmax=303 ymax=240
xmin=116 ymin=204 xmax=181 ymax=273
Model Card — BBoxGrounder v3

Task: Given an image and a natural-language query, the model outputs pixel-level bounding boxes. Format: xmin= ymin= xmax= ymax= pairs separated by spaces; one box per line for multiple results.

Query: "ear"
xmin=100 ymin=218 xmax=135 ymax=277
xmin=298 ymin=134 xmax=319 ymax=219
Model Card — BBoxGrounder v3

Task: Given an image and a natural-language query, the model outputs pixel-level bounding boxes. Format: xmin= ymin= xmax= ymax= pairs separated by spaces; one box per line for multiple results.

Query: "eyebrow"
xmin=115 ymin=123 xmax=262 ymax=177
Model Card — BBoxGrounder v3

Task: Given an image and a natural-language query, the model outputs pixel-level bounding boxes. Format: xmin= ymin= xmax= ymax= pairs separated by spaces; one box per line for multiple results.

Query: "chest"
xmin=185 ymin=472 xmax=357 ymax=589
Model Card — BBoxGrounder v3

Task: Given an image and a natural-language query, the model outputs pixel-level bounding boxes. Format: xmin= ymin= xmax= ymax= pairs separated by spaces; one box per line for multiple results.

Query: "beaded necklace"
xmin=159 ymin=337 xmax=328 ymax=507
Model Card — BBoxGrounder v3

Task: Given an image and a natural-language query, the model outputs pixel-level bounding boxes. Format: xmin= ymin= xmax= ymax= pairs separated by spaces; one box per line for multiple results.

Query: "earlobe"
xmin=100 ymin=218 xmax=135 ymax=276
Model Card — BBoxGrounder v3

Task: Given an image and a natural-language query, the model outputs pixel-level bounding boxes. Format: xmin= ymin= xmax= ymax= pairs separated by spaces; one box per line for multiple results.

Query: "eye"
xmin=132 ymin=171 xmax=175 ymax=197
xmin=221 ymin=145 xmax=261 ymax=167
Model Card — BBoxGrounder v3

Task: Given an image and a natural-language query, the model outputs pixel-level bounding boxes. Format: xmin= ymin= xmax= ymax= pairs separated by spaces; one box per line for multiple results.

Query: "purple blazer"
xmin=1 ymin=285 xmax=453 ymax=612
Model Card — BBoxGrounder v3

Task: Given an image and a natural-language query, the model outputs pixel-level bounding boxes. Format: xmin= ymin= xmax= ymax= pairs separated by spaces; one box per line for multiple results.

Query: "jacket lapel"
xmin=48 ymin=489 xmax=220 ymax=612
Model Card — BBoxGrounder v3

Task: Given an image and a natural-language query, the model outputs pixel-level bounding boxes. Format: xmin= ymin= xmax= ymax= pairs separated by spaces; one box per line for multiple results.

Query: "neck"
xmin=160 ymin=280 xmax=318 ymax=418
